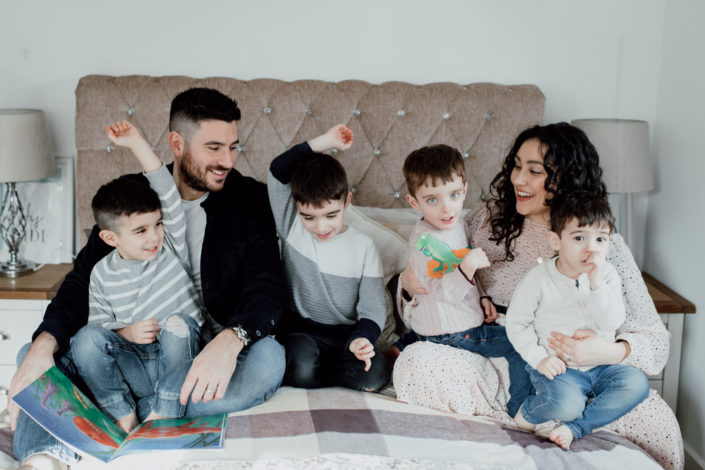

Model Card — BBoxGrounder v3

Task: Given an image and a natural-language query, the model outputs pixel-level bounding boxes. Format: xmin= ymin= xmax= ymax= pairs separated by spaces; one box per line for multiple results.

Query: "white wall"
xmin=649 ymin=0 xmax=705 ymax=466
xmin=1 ymin=0 xmax=664 ymax=156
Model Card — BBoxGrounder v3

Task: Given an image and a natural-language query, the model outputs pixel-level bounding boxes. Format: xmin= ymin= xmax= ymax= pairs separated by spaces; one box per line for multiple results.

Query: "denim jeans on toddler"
xmin=70 ymin=313 xmax=201 ymax=421
xmin=417 ymin=323 xmax=531 ymax=417
xmin=520 ymin=363 xmax=649 ymax=440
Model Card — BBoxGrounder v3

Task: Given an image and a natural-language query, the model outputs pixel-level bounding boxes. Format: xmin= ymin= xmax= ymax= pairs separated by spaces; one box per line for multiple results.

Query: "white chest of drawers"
xmin=0 ymin=264 xmax=71 ymax=410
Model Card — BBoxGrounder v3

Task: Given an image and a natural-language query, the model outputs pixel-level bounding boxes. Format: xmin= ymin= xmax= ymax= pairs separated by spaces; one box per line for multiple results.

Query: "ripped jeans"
xmin=70 ymin=314 xmax=200 ymax=420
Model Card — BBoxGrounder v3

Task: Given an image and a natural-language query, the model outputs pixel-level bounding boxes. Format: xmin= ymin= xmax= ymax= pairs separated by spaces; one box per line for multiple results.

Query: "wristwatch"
xmin=231 ymin=325 xmax=250 ymax=346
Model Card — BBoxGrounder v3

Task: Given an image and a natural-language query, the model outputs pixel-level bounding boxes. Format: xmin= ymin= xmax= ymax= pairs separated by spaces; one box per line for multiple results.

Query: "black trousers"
xmin=280 ymin=318 xmax=390 ymax=392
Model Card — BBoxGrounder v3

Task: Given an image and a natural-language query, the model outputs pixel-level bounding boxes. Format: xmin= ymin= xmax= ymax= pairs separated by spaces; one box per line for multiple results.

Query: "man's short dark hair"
xmin=291 ymin=153 xmax=349 ymax=207
xmin=169 ymin=88 xmax=241 ymax=141
xmin=91 ymin=176 xmax=162 ymax=232
xmin=550 ymin=191 xmax=615 ymax=235
xmin=403 ymin=144 xmax=466 ymax=197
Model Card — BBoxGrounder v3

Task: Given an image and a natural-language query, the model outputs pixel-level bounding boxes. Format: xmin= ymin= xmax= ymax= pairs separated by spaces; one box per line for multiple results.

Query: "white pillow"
xmin=345 ymin=205 xmax=409 ymax=284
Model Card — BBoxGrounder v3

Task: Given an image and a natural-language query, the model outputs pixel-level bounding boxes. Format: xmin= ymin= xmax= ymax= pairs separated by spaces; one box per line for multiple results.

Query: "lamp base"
xmin=0 ymin=258 xmax=39 ymax=278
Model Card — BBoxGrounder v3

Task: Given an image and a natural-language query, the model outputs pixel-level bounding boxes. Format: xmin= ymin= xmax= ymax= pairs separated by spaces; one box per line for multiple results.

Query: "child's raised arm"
xmin=308 ymin=124 xmax=354 ymax=153
xmin=106 ymin=121 xmax=161 ymax=173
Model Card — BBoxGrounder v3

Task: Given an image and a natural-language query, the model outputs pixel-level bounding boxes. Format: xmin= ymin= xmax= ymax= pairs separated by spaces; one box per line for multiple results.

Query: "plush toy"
xmin=415 ymin=232 xmax=471 ymax=279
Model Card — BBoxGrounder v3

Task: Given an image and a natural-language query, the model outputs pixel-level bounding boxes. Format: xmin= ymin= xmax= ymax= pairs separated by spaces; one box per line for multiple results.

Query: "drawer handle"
xmin=0 ymin=386 xmax=7 ymax=396
xmin=0 ymin=331 xmax=9 ymax=341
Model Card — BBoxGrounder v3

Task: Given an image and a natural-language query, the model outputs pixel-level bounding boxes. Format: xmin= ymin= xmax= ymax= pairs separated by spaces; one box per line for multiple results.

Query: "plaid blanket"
xmin=4 ymin=387 xmax=662 ymax=470
xmin=175 ymin=387 xmax=659 ymax=470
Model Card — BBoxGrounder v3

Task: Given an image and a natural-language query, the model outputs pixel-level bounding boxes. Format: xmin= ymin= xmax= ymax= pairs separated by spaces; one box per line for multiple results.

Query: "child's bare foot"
xmin=513 ymin=405 xmax=535 ymax=432
xmin=116 ymin=411 xmax=138 ymax=433
xmin=144 ymin=410 xmax=166 ymax=422
xmin=549 ymin=424 xmax=574 ymax=450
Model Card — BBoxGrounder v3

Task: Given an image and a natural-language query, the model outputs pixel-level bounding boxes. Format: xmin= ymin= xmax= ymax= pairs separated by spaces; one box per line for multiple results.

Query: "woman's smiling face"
xmin=510 ymin=138 xmax=550 ymax=225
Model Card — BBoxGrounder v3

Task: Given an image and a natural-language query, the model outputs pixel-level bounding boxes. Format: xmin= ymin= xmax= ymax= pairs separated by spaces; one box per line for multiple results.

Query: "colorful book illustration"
xmin=415 ymin=232 xmax=471 ymax=278
xmin=12 ymin=366 xmax=226 ymax=463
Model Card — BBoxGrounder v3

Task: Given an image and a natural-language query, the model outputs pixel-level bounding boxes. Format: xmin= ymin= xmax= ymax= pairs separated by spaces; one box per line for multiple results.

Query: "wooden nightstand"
xmin=642 ymin=272 xmax=696 ymax=412
xmin=0 ymin=264 xmax=72 ymax=409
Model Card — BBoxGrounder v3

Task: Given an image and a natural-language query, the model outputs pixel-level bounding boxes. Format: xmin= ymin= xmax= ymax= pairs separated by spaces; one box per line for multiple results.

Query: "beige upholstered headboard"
xmin=75 ymin=75 xmax=544 ymax=243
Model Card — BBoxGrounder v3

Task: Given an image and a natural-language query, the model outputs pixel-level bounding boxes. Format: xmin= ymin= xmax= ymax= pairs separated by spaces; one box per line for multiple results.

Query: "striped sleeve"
xmin=144 ymin=164 xmax=190 ymax=269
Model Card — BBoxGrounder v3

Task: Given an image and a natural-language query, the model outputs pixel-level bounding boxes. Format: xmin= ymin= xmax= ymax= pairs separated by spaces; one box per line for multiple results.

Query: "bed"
xmin=1 ymin=75 xmax=678 ymax=469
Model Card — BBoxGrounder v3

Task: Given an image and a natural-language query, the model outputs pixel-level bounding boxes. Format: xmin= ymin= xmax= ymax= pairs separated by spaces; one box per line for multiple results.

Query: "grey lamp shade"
xmin=0 ymin=109 xmax=56 ymax=182
xmin=571 ymin=119 xmax=654 ymax=193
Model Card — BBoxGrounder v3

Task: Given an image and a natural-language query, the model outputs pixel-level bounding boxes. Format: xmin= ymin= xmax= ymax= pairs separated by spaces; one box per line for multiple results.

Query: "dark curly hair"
xmin=488 ymin=122 xmax=607 ymax=260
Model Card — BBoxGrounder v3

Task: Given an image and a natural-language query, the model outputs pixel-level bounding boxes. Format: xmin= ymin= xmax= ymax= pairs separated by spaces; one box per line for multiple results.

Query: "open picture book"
xmin=12 ymin=366 xmax=227 ymax=463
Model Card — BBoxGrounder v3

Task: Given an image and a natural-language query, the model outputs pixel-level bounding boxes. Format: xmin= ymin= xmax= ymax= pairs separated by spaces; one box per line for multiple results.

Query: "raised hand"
xmin=585 ymin=250 xmax=607 ymax=289
xmin=309 ymin=124 xmax=354 ymax=153
xmin=105 ymin=120 xmax=161 ymax=172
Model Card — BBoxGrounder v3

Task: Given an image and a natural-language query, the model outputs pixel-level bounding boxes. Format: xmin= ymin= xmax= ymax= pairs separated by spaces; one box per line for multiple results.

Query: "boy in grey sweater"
xmin=71 ymin=121 xmax=203 ymax=433
xmin=268 ymin=125 xmax=389 ymax=391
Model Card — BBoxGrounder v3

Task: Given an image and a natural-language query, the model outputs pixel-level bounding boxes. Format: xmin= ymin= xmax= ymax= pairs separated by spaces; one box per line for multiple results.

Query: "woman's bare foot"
xmin=144 ymin=410 xmax=166 ymax=422
xmin=116 ymin=411 xmax=138 ymax=433
xmin=513 ymin=405 xmax=535 ymax=432
xmin=549 ymin=424 xmax=574 ymax=450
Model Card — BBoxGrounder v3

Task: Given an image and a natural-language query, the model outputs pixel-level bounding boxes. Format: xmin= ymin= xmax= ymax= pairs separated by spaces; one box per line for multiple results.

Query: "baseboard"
xmin=685 ymin=441 xmax=705 ymax=470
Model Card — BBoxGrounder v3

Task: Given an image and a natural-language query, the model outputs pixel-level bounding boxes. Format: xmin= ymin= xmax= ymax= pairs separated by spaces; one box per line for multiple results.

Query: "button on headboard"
xmin=75 ymin=75 xmax=544 ymax=244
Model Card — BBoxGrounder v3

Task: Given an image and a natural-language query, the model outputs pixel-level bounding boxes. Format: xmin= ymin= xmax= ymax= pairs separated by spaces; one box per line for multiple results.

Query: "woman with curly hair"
xmin=394 ymin=123 xmax=682 ymax=470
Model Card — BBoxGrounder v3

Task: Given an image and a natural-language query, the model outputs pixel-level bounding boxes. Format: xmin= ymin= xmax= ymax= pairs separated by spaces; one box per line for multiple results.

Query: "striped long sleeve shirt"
xmin=87 ymin=165 xmax=204 ymax=330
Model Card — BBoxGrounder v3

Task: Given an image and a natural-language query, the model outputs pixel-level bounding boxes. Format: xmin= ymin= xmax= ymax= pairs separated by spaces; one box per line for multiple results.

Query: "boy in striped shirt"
xmin=70 ymin=121 xmax=204 ymax=433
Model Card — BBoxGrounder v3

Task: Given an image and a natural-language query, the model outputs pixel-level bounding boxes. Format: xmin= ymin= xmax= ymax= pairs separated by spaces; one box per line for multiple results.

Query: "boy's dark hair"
xmin=169 ymin=88 xmax=241 ymax=141
xmin=291 ymin=153 xmax=349 ymax=207
xmin=403 ymin=144 xmax=466 ymax=197
xmin=550 ymin=191 xmax=615 ymax=235
xmin=91 ymin=176 xmax=162 ymax=232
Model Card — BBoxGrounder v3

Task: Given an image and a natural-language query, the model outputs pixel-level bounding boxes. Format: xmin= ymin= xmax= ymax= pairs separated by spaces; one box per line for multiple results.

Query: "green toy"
xmin=415 ymin=232 xmax=471 ymax=278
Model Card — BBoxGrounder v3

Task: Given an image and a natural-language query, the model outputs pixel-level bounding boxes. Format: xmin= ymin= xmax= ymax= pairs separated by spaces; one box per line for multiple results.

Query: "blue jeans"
xmin=70 ymin=314 xmax=201 ymax=420
xmin=521 ymin=364 xmax=649 ymax=439
xmin=13 ymin=335 xmax=285 ymax=464
xmin=418 ymin=324 xmax=531 ymax=417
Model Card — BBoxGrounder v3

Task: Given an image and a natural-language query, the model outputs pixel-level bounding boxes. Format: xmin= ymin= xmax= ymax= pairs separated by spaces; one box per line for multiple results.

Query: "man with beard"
xmin=8 ymin=88 xmax=286 ymax=470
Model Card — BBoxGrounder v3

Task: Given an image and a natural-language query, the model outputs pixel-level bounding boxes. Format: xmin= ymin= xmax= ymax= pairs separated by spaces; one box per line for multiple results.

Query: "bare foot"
xmin=144 ymin=410 xmax=166 ymax=422
xmin=116 ymin=411 xmax=138 ymax=433
xmin=513 ymin=405 xmax=535 ymax=432
xmin=549 ymin=424 xmax=574 ymax=450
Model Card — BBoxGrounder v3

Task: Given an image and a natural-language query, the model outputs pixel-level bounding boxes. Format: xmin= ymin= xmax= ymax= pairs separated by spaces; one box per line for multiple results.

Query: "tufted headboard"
xmin=75 ymin=75 xmax=544 ymax=244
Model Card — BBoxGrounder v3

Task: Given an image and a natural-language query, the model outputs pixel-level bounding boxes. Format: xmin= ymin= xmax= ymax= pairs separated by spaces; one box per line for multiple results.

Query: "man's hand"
xmin=308 ymin=124 xmax=354 ymax=153
xmin=459 ymin=247 xmax=490 ymax=279
xmin=349 ymin=337 xmax=375 ymax=372
xmin=536 ymin=356 xmax=567 ymax=380
xmin=180 ymin=329 xmax=244 ymax=405
xmin=585 ymin=251 xmax=607 ymax=290
xmin=7 ymin=332 xmax=57 ymax=430
xmin=480 ymin=297 xmax=498 ymax=323
xmin=116 ymin=319 xmax=160 ymax=344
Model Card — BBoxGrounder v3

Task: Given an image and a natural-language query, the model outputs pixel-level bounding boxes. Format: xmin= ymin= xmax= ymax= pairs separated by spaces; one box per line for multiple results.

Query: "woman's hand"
xmin=400 ymin=258 xmax=428 ymax=296
xmin=548 ymin=329 xmax=629 ymax=367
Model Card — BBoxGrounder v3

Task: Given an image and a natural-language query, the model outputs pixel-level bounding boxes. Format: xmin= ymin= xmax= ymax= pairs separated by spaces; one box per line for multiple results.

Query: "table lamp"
xmin=571 ymin=119 xmax=654 ymax=250
xmin=0 ymin=109 xmax=56 ymax=277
